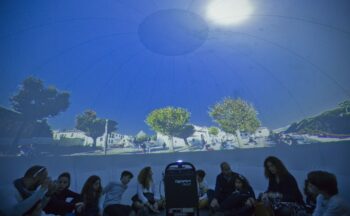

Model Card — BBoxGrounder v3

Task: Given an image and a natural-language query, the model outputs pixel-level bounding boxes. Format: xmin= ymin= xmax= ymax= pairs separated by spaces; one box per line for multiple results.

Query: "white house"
xmin=53 ymin=129 xmax=133 ymax=148
xmin=52 ymin=129 xmax=93 ymax=146
xmin=254 ymin=127 xmax=270 ymax=138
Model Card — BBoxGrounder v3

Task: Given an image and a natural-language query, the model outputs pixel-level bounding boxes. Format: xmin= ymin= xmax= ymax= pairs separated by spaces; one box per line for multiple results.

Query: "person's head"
xmin=138 ymin=166 xmax=153 ymax=189
xmin=57 ymin=172 xmax=71 ymax=191
xmin=120 ymin=170 xmax=133 ymax=185
xmin=196 ymin=170 xmax=206 ymax=183
xmin=220 ymin=162 xmax=232 ymax=176
xmin=81 ymin=175 xmax=102 ymax=199
xmin=306 ymin=171 xmax=338 ymax=197
xmin=235 ymin=174 xmax=250 ymax=191
xmin=23 ymin=165 xmax=48 ymax=190
xmin=264 ymin=156 xmax=289 ymax=179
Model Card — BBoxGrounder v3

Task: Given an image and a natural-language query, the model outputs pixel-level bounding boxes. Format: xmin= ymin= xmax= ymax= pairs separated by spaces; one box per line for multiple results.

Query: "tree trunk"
xmin=92 ymin=137 xmax=97 ymax=148
xmin=183 ymin=138 xmax=189 ymax=146
xmin=169 ymin=136 xmax=174 ymax=152
xmin=104 ymin=133 xmax=109 ymax=156
xmin=235 ymin=129 xmax=242 ymax=148
xmin=11 ymin=120 xmax=27 ymax=151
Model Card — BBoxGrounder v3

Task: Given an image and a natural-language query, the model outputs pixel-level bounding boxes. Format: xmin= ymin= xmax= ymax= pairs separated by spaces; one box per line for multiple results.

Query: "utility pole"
xmin=104 ymin=119 xmax=108 ymax=156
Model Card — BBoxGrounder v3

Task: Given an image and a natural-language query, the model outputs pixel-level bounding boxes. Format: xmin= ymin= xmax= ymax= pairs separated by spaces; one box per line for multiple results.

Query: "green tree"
xmin=146 ymin=107 xmax=190 ymax=152
xmin=174 ymin=124 xmax=195 ymax=146
xmin=76 ymin=110 xmax=114 ymax=148
xmin=208 ymin=127 xmax=219 ymax=136
xmin=209 ymin=98 xmax=260 ymax=147
xmin=135 ymin=130 xmax=149 ymax=144
xmin=10 ymin=76 xmax=70 ymax=147
xmin=150 ymin=134 xmax=157 ymax=141
xmin=106 ymin=120 xmax=118 ymax=134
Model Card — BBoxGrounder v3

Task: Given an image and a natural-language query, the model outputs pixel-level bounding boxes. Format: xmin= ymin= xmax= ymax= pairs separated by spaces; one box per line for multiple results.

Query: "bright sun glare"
xmin=206 ymin=0 xmax=253 ymax=26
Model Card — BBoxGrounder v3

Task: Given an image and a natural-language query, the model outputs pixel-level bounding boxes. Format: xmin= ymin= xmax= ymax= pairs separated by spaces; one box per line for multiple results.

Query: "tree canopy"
xmin=135 ymin=130 xmax=149 ymax=144
xmin=76 ymin=110 xmax=117 ymax=147
xmin=11 ymin=76 xmax=70 ymax=121
xmin=9 ymin=76 xmax=69 ymax=147
xmin=208 ymin=126 xmax=219 ymax=136
xmin=209 ymin=97 xmax=260 ymax=134
xmin=146 ymin=107 xmax=190 ymax=151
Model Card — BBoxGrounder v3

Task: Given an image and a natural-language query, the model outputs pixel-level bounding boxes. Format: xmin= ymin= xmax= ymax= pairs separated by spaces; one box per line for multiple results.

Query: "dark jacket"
xmin=214 ymin=171 xmax=240 ymax=202
xmin=44 ymin=188 xmax=81 ymax=215
xmin=266 ymin=173 xmax=304 ymax=204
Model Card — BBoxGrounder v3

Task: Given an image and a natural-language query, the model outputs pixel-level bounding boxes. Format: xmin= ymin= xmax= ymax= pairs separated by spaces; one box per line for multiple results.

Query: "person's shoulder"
xmin=329 ymin=195 xmax=348 ymax=205
xmin=0 ymin=184 xmax=17 ymax=197
xmin=107 ymin=181 xmax=121 ymax=188
xmin=283 ymin=172 xmax=297 ymax=181
xmin=66 ymin=188 xmax=80 ymax=196
xmin=327 ymin=195 xmax=350 ymax=214
xmin=231 ymin=171 xmax=241 ymax=178
xmin=0 ymin=185 xmax=18 ymax=209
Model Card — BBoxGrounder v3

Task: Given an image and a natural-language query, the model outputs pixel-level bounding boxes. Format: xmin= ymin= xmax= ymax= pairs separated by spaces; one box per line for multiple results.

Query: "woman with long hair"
xmin=77 ymin=175 xmax=102 ymax=216
xmin=261 ymin=156 xmax=304 ymax=216
xmin=132 ymin=167 xmax=163 ymax=214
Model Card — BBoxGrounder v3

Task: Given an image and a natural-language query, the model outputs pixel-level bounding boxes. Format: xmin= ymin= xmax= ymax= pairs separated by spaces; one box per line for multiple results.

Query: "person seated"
xmin=306 ymin=170 xmax=350 ymax=216
xmin=44 ymin=172 xmax=81 ymax=215
xmin=131 ymin=167 xmax=164 ymax=215
xmin=304 ymin=176 xmax=317 ymax=214
xmin=103 ymin=170 xmax=135 ymax=216
xmin=218 ymin=174 xmax=256 ymax=216
xmin=196 ymin=169 xmax=214 ymax=209
xmin=0 ymin=165 xmax=57 ymax=216
xmin=76 ymin=175 xmax=103 ymax=216
xmin=210 ymin=162 xmax=255 ymax=214
xmin=260 ymin=156 xmax=305 ymax=216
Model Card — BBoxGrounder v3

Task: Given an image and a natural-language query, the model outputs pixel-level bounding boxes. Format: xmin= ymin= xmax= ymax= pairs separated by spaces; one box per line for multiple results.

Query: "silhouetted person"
xmin=306 ymin=171 xmax=350 ymax=216
xmin=260 ymin=156 xmax=304 ymax=216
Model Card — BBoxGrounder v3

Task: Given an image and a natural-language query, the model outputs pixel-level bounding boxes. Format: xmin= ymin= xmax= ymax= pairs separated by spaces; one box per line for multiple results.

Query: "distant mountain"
xmin=273 ymin=125 xmax=290 ymax=133
xmin=285 ymin=101 xmax=350 ymax=136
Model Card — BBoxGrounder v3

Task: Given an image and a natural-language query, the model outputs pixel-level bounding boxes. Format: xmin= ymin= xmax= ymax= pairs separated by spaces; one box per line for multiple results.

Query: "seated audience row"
xmin=0 ymin=156 xmax=349 ymax=216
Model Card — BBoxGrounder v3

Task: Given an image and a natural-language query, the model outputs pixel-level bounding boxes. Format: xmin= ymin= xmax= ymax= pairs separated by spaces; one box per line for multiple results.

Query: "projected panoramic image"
xmin=0 ymin=0 xmax=349 ymax=157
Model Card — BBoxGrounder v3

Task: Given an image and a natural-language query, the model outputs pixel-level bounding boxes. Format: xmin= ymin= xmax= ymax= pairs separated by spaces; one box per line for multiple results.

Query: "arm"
xmin=202 ymin=180 xmax=209 ymax=193
xmin=248 ymin=185 xmax=256 ymax=199
xmin=41 ymin=195 xmax=51 ymax=210
xmin=66 ymin=189 xmax=81 ymax=200
xmin=214 ymin=175 xmax=221 ymax=199
xmin=102 ymin=182 xmax=113 ymax=195
xmin=137 ymin=183 xmax=148 ymax=203
xmin=198 ymin=181 xmax=209 ymax=200
xmin=282 ymin=175 xmax=303 ymax=203
xmin=151 ymin=181 xmax=160 ymax=201
xmin=312 ymin=195 xmax=325 ymax=216
xmin=210 ymin=175 xmax=221 ymax=208
xmin=1 ymin=186 xmax=47 ymax=216
xmin=265 ymin=179 xmax=273 ymax=193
